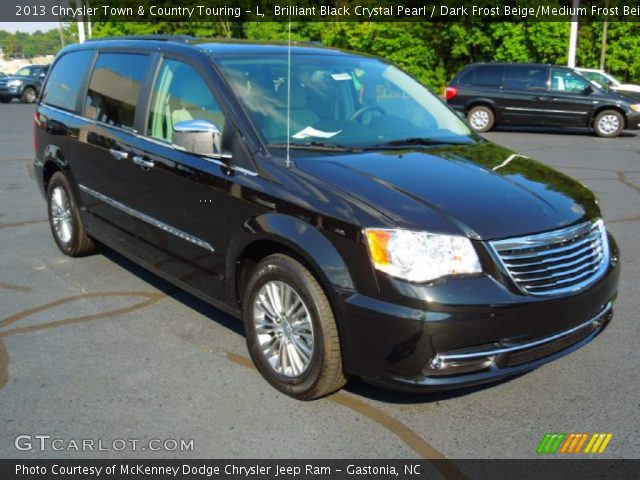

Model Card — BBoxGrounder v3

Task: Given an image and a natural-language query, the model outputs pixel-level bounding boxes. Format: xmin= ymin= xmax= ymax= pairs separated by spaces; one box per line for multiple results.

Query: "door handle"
xmin=109 ymin=148 xmax=129 ymax=161
xmin=534 ymin=96 xmax=548 ymax=101
xmin=132 ymin=155 xmax=155 ymax=169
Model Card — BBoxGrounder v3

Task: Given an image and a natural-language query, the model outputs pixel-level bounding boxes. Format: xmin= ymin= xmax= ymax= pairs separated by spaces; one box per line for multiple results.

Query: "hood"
xmin=295 ymin=142 xmax=600 ymax=240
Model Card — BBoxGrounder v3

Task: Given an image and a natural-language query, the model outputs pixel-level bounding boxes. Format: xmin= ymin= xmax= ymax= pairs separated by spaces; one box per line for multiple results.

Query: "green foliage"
xmin=1 ymin=21 xmax=639 ymax=90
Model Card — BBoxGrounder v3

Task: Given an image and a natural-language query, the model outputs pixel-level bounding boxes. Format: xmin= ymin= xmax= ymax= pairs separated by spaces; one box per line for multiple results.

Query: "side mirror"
xmin=583 ymin=85 xmax=594 ymax=95
xmin=172 ymin=119 xmax=232 ymax=160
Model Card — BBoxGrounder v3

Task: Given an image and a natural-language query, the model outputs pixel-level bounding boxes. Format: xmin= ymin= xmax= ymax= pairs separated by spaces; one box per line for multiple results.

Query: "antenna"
xmin=284 ymin=20 xmax=292 ymax=169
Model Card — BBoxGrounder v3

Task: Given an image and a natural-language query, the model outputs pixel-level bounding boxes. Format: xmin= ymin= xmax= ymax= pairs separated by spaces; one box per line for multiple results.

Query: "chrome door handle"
xmin=109 ymin=148 xmax=128 ymax=161
xmin=132 ymin=155 xmax=155 ymax=169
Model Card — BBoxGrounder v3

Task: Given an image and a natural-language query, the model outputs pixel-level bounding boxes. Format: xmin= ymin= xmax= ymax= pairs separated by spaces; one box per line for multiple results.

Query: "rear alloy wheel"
xmin=243 ymin=254 xmax=346 ymax=400
xmin=47 ymin=172 xmax=97 ymax=256
xmin=467 ymin=106 xmax=495 ymax=132
xmin=21 ymin=87 xmax=37 ymax=104
xmin=594 ymin=110 xmax=624 ymax=138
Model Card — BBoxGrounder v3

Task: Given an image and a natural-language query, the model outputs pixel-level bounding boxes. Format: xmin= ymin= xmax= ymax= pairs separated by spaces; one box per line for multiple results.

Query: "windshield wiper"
xmin=268 ymin=141 xmax=361 ymax=153
xmin=363 ymin=137 xmax=468 ymax=150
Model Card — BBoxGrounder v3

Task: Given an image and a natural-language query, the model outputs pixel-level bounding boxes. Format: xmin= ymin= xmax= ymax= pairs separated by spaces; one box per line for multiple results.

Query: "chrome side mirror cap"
xmin=173 ymin=119 xmax=232 ymax=160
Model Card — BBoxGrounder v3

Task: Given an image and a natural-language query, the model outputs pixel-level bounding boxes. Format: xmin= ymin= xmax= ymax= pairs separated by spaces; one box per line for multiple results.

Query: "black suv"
xmin=446 ymin=62 xmax=640 ymax=138
xmin=33 ymin=38 xmax=619 ymax=399
xmin=0 ymin=64 xmax=50 ymax=103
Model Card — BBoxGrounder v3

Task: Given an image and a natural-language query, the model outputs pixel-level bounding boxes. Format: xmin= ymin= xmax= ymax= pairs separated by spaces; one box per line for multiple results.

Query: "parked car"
xmin=575 ymin=67 xmax=640 ymax=93
xmin=0 ymin=64 xmax=50 ymax=103
xmin=33 ymin=38 xmax=619 ymax=399
xmin=446 ymin=62 xmax=640 ymax=137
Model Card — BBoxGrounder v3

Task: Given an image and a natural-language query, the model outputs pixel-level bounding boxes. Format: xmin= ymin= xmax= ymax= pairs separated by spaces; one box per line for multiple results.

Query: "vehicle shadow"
xmin=101 ymin=248 xmax=244 ymax=337
xmin=344 ymin=374 xmax=524 ymax=404
xmin=489 ymin=125 xmax=638 ymax=138
xmin=102 ymin=247 xmax=525 ymax=404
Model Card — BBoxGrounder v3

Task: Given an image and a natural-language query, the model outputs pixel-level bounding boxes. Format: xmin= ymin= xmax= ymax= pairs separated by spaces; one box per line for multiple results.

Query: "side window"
xmin=41 ymin=51 xmax=94 ymax=112
xmin=85 ymin=53 xmax=150 ymax=130
xmin=504 ymin=66 xmax=548 ymax=91
xmin=147 ymin=59 xmax=225 ymax=143
xmin=459 ymin=66 xmax=503 ymax=87
xmin=550 ymin=68 xmax=590 ymax=93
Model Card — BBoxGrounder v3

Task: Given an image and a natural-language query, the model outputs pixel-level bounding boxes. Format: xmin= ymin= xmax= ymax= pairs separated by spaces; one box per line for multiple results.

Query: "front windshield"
xmin=216 ymin=53 xmax=475 ymax=149
xmin=15 ymin=66 xmax=40 ymax=77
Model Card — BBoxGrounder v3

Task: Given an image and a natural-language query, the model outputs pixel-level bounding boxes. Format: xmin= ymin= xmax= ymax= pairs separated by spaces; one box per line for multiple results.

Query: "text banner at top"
xmin=5 ymin=0 xmax=640 ymax=22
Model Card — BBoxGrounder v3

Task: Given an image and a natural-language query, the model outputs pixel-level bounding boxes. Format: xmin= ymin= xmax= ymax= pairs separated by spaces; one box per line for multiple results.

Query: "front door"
xmin=543 ymin=68 xmax=595 ymax=127
xmin=120 ymin=57 xmax=230 ymax=299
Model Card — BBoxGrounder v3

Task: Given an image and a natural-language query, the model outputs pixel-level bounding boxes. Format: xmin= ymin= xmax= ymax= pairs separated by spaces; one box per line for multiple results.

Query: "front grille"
xmin=490 ymin=219 xmax=609 ymax=296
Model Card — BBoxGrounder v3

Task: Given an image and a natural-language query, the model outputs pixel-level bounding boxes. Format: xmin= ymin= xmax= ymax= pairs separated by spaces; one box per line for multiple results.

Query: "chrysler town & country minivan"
xmin=33 ymin=38 xmax=620 ymax=399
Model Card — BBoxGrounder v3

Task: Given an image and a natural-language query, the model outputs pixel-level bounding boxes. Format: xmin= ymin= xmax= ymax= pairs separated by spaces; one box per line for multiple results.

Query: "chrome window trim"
xmin=39 ymin=104 xmax=258 ymax=176
xmin=489 ymin=219 xmax=610 ymax=297
xmin=432 ymin=302 xmax=611 ymax=364
xmin=78 ymin=184 xmax=215 ymax=253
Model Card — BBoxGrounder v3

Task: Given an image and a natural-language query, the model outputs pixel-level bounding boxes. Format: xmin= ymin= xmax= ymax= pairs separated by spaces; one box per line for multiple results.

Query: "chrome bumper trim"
xmin=431 ymin=302 xmax=611 ymax=367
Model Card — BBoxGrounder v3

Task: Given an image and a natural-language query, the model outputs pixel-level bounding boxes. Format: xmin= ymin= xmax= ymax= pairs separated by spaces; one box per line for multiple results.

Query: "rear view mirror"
xmin=173 ymin=119 xmax=232 ymax=160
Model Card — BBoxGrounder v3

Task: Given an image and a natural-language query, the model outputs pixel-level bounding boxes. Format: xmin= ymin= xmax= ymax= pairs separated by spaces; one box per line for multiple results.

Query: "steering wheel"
xmin=349 ymin=104 xmax=386 ymax=123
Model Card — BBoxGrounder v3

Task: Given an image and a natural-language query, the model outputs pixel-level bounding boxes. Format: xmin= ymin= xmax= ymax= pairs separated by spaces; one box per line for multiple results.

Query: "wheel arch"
xmin=227 ymin=213 xmax=357 ymax=366
xmin=591 ymin=105 xmax=627 ymax=129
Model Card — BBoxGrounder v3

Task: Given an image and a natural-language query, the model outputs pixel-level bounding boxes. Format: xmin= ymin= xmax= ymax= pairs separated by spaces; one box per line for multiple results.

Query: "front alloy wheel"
xmin=243 ymin=254 xmax=346 ymax=400
xmin=21 ymin=87 xmax=37 ymax=103
xmin=253 ymin=281 xmax=314 ymax=377
xmin=594 ymin=110 xmax=624 ymax=138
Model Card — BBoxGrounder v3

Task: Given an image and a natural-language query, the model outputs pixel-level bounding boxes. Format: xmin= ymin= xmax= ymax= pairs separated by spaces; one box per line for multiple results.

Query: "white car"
xmin=575 ymin=68 xmax=640 ymax=93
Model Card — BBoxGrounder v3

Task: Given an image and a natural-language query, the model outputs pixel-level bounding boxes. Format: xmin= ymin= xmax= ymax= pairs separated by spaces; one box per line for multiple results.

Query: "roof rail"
xmin=87 ymin=35 xmax=196 ymax=44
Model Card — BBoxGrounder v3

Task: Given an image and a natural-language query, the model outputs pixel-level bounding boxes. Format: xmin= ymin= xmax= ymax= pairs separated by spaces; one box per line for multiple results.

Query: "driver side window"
xmin=550 ymin=68 xmax=590 ymax=93
xmin=147 ymin=59 xmax=225 ymax=143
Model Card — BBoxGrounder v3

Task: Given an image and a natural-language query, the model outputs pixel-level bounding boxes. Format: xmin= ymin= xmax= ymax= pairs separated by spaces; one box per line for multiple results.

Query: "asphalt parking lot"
xmin=1 ymin=103 xmax=638 ymax=462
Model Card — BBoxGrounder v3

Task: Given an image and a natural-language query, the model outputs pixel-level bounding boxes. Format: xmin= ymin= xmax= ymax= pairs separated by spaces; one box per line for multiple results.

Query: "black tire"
xmin=46 ymin=172 xmax=97 ymax=257
xmin=0 ymin=98 xmax=11 ymax=104
xmin=243 ymin=253 xmax=346 ymax=400
xmin=594 ymin=109 xmax=624 ymax=138
xmin=20 ymin=87 xmax=37 ymax=104
xmin=466 ymin=105 xmax=495 ymax=132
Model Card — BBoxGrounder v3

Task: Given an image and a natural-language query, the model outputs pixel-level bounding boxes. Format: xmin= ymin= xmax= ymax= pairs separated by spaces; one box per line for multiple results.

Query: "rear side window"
xmin=85 ymin=53 xmax=150 ymax=130
xmin=41 ymin=51 xmax=94 ymax=112
xmin=459 ymin=66 xmax=504 ymax=87
xmin=504 ymin=66 xmax=548 ymax=91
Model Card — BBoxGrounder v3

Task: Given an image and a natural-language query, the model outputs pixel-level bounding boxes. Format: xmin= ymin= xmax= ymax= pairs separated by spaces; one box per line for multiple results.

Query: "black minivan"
xmin=446 ymin=62 xmax=640 ymax=137
xmin=34 ymin=38 xmax=619 ymax=399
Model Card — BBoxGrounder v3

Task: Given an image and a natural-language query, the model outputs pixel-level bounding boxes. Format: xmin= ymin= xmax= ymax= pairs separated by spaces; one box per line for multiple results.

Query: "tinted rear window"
xmin=459 ymin=66 xmax=504 ymax=87
xmin=41 ymin=51 xmax=94 ymax=112
xmin=85 ymin=52 xmax=150 ymax=130
xmin=504 ymin=66 xmax=548 ymax=91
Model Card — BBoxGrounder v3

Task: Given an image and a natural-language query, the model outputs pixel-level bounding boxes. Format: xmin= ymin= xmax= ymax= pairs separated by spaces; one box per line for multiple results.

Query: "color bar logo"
xmin=537 ymin=433 xmax=613 ymax=454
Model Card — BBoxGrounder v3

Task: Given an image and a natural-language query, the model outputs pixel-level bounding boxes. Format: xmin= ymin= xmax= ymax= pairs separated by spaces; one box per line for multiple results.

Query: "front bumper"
xmin=339 ymin=235 xmax=620 ymax=391
xmin=0 ymin=86 xmax=22 ymax=100
xmin=625 ymin=110 xmax=640 ymax=130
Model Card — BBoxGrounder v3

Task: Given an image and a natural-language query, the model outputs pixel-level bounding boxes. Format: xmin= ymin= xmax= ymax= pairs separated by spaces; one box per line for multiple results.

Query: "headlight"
xmin=630 ymin=104 xmax=640 ymax=112
xmin=7 ymin=79 xmax=23 ymax=87
xmin=364 ymin=228 xmax=481 ymax=282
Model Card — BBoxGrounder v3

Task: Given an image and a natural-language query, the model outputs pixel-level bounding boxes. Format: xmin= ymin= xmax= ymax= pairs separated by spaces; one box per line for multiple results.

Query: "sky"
xmin=0 ymin=22 xmax=59 ymax=33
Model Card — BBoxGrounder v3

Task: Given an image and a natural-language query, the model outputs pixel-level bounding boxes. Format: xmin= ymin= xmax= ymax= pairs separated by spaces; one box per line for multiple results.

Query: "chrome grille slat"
xmin=490 ymin=219 xmax=609 ymax=296
xmin=511 ymin=254 xmax=603 ymax=282
xmin=498 ymin=234 xmax=598 ymax=260
xmin=505 ymin=244 xmax=602 ymax=270
xmin=523 ymin=261 xmax=602 ymax=287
